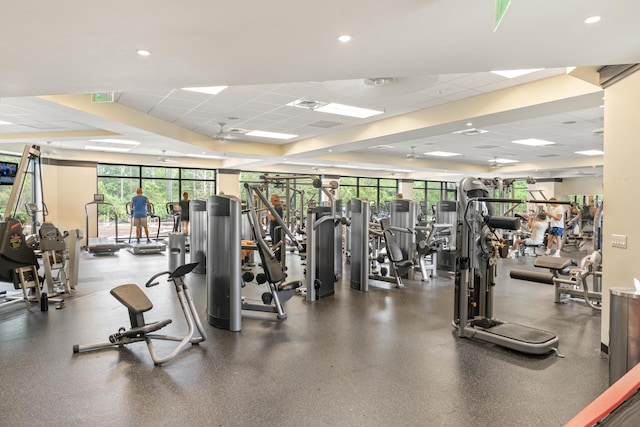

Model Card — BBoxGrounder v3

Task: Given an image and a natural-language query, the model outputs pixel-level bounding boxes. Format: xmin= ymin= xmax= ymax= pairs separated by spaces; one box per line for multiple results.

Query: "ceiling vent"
xmin=289 ymin=98 xmax=326 ymax=110
xmin=364 ymin=77 xmax=396 ymax=87
xmin=453 ymin=128 xmax=489 ymax=136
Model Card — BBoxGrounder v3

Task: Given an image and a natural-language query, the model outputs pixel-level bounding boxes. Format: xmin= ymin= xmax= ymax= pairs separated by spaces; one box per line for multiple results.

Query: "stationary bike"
xmin=73 ymin=262 xmax=207 ymax=365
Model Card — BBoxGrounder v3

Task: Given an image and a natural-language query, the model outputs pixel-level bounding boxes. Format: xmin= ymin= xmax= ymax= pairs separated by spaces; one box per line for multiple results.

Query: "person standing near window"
xmin=178 ymin=192 xmax=190 ymax=236
xmin=132 ymin=188 xmax=152 ymax=243
xmin=267 ymin=194 xmax=284 ymax=261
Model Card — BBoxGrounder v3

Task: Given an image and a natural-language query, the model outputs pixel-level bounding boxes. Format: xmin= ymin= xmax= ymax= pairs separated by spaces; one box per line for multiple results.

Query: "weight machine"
xmin=454 ymin=177 xmax=561 ymax=356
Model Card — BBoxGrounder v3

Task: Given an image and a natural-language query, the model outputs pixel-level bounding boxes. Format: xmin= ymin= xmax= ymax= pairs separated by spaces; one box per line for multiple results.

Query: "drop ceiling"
xmin=0 ymin=0 xmax=638 ymax=181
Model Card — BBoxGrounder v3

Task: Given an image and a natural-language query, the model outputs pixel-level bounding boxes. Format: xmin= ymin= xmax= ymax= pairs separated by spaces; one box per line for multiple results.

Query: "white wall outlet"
xmin=612 ymin=234 xmax=628 ymax=249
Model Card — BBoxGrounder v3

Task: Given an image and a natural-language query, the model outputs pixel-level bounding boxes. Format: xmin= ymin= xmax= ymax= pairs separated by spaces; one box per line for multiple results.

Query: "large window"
xmin=97 ymin=164 xmax=216 ymax=239
xmin=0 ymin=152 xmax=33 ymax=229
xmin=412 ymin=180 xmax=457 ymax=219
xmin=338 ymin=177 xmax=398 ymax=217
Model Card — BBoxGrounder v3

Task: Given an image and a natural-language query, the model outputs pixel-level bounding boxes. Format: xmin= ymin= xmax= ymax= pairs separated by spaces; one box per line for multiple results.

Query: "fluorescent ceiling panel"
xmin=186 ymin=154 xmax=225 ymax=159
xmin=424 ymin=151 xmax=461 ymax=157
xmin=490 ymin=68 xmax=544 ymax=78
xmin=85 ymin=146 xmax=130 ymax=152
xmin=246 ymin=130 xmax=297 ymax=140
xmin=181 ymin=86 xmax=228 ymax=95
xmin=512 ymin=138 xmax=556 ymax=146
xmin=89 ymin=138 xmax=140 ymax=145
xmin=491 ymin=158 xmax=519 ymax=164
xmin=575 ymin=150 xmax=604 ymax=156
xmin=315 ymin=103 xmax=383 ymax=118
xmin=0 ymin=120 xmax=12 ymax=125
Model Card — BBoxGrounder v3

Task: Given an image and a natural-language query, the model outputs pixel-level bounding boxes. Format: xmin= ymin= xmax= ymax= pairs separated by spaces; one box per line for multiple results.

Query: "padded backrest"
xmin=256 ymin=242 xmax=284 ymax=283
xmin=246 ymin=196 xmax=284 ymax=284
xmin=383 ymin=230 xmax=404 ymax=263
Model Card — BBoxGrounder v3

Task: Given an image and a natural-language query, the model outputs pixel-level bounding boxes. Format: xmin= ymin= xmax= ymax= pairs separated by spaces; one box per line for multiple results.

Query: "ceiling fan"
xmin=213 ymin=122 xmax=247 ymax=142
xmin=406 ymin=146 xmax=422 ymax=160
xmin=157 ymin=150 xmax=178 ymax=164
xmin=489 ymin=157 xmax=514 ymax=169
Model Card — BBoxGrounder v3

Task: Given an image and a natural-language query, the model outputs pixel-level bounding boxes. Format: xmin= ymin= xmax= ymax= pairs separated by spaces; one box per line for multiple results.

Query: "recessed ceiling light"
xmin=584 ymin=16 xmax=601 ymax=24
xmin=338 ymin=35 xmax=351 ymax=43
xmin=424 ymin=151 xmax=462 ymax=157
xmin=0 ymin=120 xmax=12 ymax=125
xmin=246 ymin=130 xmax=298 ymax=140
xmin=89 ymin=139 xmax=140 ymax=145
xmin=512 ymin=138 xmax=556 ymax=146
xmin=136 ymin=49 xmax=151 ymax=56
xmin=491 ymin=68 xmax=544 ymax=78
xmin=490 ymin=158 xmax=519 ymax=164
xmin=85 ymin=146 xmax=130 ymax=153
xmin=315 ymin=103 xmax=383 ymax=118
xmin=575 ymin=150 xmax=604 ymax=156
xmin=466 ymin=122 xmax=473 ymax=126
xmin=182 ymin=86 xmax=228 ymax=95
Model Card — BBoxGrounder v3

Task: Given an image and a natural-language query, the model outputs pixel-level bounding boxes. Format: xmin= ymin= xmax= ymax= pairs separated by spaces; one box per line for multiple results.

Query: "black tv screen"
xmin=0 ymin=161 xmax=18 ymax=185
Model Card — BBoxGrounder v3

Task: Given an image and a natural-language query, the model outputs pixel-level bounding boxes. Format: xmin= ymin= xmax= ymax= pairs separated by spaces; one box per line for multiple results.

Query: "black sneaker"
xmin=147 ymin=239 xmax=152 ymax=243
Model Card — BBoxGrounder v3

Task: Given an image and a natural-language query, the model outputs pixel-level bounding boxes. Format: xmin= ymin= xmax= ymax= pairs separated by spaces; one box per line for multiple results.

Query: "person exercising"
xmin=544 ymin=197 xmax=565 ymax=257
xmin=510 ymin=212 xmax=548 ymax=258
xmin=267 ymin=193 xmax=284 ymax=261
xmin=132 ymin=188 xmax=152 ymax=243
xmin=178 ymin=192 xmax=190 ymax=236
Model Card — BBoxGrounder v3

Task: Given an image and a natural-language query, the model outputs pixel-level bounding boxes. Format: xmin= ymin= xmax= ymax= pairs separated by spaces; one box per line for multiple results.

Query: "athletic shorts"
xmin=548 ymin=227 xmax=563 ymax=236
xmin=134 ymin=217 xmax=148 ymax=227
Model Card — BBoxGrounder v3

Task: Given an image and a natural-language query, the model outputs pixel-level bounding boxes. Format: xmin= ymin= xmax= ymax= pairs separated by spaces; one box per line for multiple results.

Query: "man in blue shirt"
xmin=132 ymin=188 xmax=152 ymax=243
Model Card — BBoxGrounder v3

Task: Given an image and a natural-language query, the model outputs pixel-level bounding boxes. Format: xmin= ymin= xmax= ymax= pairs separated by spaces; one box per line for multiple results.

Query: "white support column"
xmin=397 ymin=179 xmax=414 ymax=200
xmin=217 ymin=169 xmax=240 ymax=197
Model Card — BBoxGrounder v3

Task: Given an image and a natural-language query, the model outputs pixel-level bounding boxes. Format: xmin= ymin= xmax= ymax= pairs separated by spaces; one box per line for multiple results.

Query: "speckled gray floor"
xmin=0 ymin=246 xmax=608 ymax=426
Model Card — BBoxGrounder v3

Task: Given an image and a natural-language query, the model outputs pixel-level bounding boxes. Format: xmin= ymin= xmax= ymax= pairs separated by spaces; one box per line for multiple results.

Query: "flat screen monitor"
xmin=0 ymin=161 xmax=18 ymax=185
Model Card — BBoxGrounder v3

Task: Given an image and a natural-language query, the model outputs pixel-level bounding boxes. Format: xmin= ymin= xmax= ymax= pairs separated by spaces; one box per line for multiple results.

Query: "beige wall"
xmin=217 ymin=171 xmax=240 ymax=197
xmin=42 ymin=163 xmax=96 ymax=245
xmin=600 ymin=70 xmax=640 ymax=346
xmin=556 ymin=177 xmax=603 ymax=197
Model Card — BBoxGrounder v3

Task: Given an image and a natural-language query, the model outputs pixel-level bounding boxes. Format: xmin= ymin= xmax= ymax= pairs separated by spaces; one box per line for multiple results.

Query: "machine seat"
xmin=534 ymin=256 xmax=576 ymax=270
xmin=110 ymin=284 xmax=153 ymax=314
xmin=278 ymin=280 xmax=302 ymax=292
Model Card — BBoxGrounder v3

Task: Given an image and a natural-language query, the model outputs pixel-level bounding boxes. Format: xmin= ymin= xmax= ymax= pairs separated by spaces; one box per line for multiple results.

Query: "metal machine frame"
xmin=453 ymin=177 xmax=560 ymax=356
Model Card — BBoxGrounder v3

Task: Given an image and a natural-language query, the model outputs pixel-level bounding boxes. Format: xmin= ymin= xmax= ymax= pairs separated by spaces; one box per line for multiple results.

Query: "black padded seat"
xmin=110 ymin=284 xmax=153 ymax=314
xmin=534 ymin=256 xmax=576 ymax=270
xmin=278 ymin=280 xmax=302 ymax=292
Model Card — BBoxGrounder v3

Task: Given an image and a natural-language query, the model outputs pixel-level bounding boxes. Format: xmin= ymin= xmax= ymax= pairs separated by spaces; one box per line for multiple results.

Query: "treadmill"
xmin=125 ymin=201 xmax=166 ymax=255
xmin=453 ymin=177 xmax=560 ymax=356
xmin=85 ymin=194 xmax=124 ymax=255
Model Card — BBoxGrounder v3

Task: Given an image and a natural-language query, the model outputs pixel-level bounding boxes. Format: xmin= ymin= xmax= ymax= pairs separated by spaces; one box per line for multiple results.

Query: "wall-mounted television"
xmin=0 ymin=161 xmax=18 ymax=185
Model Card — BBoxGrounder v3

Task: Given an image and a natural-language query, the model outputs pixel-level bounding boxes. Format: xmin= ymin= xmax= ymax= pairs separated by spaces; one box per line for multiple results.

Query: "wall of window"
xmin=412 ymin=180 xmax=457 ymax=219
xmin=0 ymin=153 xmax=33 ymax=226
xmin=97 ymin=164 xmax=216 ymax=238
xmin=339 ymin=177 xmax=398 ymax=217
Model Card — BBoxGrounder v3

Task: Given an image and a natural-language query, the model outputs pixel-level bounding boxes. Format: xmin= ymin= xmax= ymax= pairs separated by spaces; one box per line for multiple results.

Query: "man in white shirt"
xmin=544 ymin=198 xmax=565 ymax=257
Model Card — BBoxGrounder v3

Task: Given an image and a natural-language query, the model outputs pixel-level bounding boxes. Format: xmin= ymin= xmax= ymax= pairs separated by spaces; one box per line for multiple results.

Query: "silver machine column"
xmin=390 ymin=199 xmax=418 ymax=279
xmin=349 ymin=198 xmax=370 ymax=292
xmin=190 ymin=199 xmax=207 ymax=274
xmin=436 ymin=200 xmax=457 ymax=271
xmin=305 ymin=206 xmax=337 ymax=301
xmin=167 ymin=232 xmax=185 ymax=272
xmin=206 ymin=195 xmax=242 ymax=332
